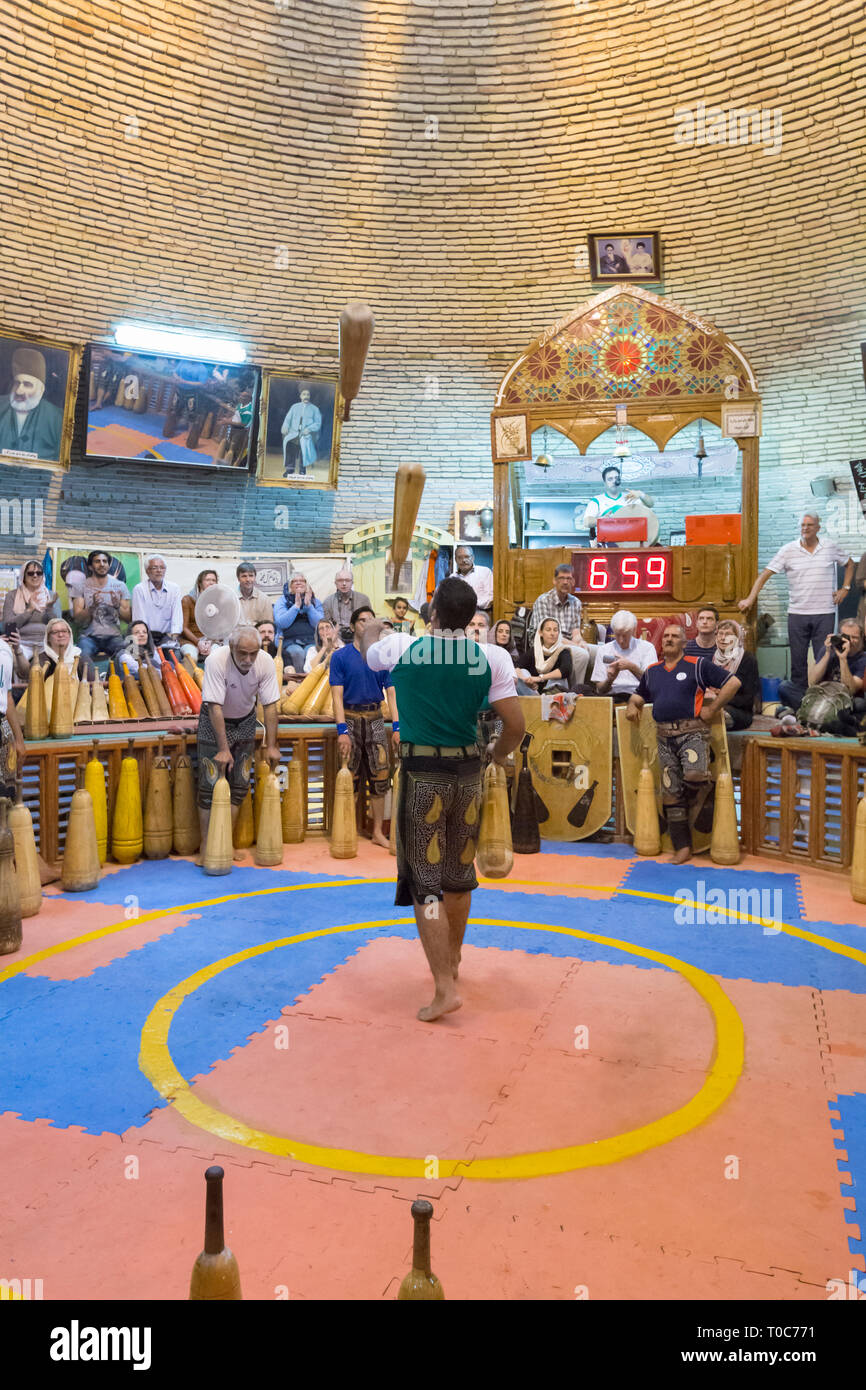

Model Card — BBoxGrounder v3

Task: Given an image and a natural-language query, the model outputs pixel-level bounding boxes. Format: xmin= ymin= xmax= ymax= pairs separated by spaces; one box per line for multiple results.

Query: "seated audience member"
xmin=62 ymin=552 xmax=127 ymax=596
xmin=36 ymin=618 xmax=97 ymax=683
xmin=71 ymin=550 xmax=132 ymax=666
xmin=454 ymin=545 xmax=493 ymax=612
xmin=0 ymin=634 xmax=25 ymax=795
xmin=516 ymin=618 xmax=574 ymax=694
xmin=256 ymin=620 xmax=279 ymax=659
xmin=385 ymin=595 xmax=420 ymax=634
xmin=492 ymin=618 xmax=520 ymax=663
xmin=712 ymin=619 xmax=759 ymax=730
xmin=809 ymin=620 xmax=865 ymax=701
xmin=132 ymin=554 xmax=183 ymax=650
xmin=302 ymin=619 xmax=342 ymax=672
xmin=3 ymin=560 xmax=59 ymax=658
xmin=684 ymin=606 xmax=719 ymax=655
xmin=237 ymin=563 xmax=274 ymax=627
xmin=778 ymin=618 xmax=865 ymax=715
xmin=275 ymin=573 xmax=323 ymax=671
xmin=466 ymin=610 xmax=490 ymax=643
xmin=181 ymin=569 xmax=219 ymax=662
xmin=528 ymin=563 xmax=582 ymax=642
xmin=592 ymin=609 xmax=657 ymax=701
xmin=118 ymin=620 xmax=163 ymax=674
xmin=380 ymin=619 xmax=395 ymax=633
xmin=321 ymin=568 xmax=371 ymax=641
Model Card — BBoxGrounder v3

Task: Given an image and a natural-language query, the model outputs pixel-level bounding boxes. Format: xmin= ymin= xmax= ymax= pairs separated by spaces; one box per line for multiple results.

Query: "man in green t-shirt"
xmin=361 ymin=576 xmax=524 ymax=1022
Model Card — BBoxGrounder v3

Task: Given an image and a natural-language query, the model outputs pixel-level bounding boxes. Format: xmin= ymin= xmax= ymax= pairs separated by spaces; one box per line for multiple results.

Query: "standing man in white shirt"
xmin=196 ymin=627 xmax=280 ymax=864
xmin=454 ymin=546 xmax=494 ymax=612
xmin=738 ymin=512 xmax=854 ymax=706
xmin=591 ymin=610 xmax=657 ymax=701
xmin=131 ymin=554 xmax=184 ymax=651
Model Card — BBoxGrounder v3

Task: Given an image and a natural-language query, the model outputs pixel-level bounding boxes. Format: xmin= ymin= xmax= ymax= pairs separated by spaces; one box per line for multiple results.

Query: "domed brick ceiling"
xmin=1 ymin=0 xmax=865 ymax=603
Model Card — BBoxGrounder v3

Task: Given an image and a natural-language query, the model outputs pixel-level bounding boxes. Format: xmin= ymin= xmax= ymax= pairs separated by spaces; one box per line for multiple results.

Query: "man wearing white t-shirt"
xmin=738 ymin=512 xmax=854 ymax=705
xmin=591 ymin=610 xmax=657 ymax=701
xmin=196 ymin=627 xmax=280 ymax=863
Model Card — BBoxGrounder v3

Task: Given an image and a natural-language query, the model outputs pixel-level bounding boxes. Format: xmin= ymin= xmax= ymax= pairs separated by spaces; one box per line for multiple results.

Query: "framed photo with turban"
xmin=0 ymin=331 xmax=81 ymax=473
xmin=257 ymin=371 xmax=342 ymax=489
xmin=589 ymin=232 xmax=662 ymax=282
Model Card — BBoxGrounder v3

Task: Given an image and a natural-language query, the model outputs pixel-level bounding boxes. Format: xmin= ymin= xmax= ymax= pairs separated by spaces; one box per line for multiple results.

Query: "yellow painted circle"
xmin=138 ymin=913 xmax=745 ymax=1181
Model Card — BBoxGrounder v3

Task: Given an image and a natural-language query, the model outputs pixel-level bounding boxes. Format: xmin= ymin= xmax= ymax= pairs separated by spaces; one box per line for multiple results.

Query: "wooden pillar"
xmin=739 ymin=434 xmax=759 ymax=600
xmin=493 ymin=460 xmax=509 ymax=617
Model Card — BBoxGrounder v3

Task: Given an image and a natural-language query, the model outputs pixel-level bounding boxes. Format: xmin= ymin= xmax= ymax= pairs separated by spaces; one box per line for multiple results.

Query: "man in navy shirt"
xmin=626 ymin=623 xmax=741 ymax=863
xmin=330 ymin=606 xmax=399 ymax=848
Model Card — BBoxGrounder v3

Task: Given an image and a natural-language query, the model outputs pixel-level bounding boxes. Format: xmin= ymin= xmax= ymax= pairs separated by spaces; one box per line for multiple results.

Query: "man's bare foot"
xmin=233 ymin=849 xmax=247 ymax=862
xmin=672 ymin=845 xmax=692 ymax=864
xmin=371 ymin=831 xmax=390 ymax=849
xmin=418 ymin=991 xmax=462 ymax=1023
xmin=194 ymin=854 xmax=204 ymax=868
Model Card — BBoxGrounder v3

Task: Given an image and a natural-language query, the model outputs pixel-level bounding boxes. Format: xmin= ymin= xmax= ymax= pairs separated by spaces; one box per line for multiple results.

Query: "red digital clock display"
xmin=571 ymin=550 xmax=672 ymax=595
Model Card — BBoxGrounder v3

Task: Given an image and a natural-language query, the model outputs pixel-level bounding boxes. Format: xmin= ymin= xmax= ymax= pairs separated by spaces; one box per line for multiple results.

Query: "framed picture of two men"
xmin=257 ymin=370 xmax=343 ymax=489
xmin=0 ymin=330 xmax=81 ymax=473
xmin=588 ymin=232 xmax=662 ymax=282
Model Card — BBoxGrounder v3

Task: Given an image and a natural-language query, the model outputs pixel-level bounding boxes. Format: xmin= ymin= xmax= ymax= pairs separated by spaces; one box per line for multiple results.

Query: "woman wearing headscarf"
xmin=515 ymin=617 xmax=574 ymax=694
xmin=36 ymin=618 xmax=97 ymax=682
xmin=117 ymin=620 xmax=163 ymax=676
xmin=492 ymin=618 xmax=519 ymax=663
xmin=2 ymin=559 xmax=59 ymax=658
xmin=712 ymin=619 xmax=759 ymax=729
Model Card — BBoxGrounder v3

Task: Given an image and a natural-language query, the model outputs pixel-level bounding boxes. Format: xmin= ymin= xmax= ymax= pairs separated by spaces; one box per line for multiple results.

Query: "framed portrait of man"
xmin=588 ymin=233 xmax=662 ymax=282
xmin=0 ymin=331 xmax=81 ymax=473
xmin=257 ymin=371 xmax=342 ymax=488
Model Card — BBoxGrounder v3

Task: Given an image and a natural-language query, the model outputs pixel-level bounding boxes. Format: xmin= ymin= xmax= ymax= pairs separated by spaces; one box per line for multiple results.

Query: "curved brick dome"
xmin=1 ymin=0 xmax=864 ymax=604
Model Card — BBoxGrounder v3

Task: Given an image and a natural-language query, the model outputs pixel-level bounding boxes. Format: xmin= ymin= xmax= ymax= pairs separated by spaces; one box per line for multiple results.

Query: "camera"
xmin=829 ymin=634 xmax=848 ymax=652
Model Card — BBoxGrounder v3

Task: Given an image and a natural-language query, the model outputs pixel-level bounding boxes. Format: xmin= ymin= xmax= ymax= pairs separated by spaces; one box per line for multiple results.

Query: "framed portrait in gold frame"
xmin=0 ymin=329 xmax=81 ymax=473
xmin=257 ymin=370 xmax=342 ymax=489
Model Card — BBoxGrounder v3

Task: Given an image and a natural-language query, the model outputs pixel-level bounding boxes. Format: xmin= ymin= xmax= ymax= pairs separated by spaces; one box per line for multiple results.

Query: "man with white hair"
xmin=132 ymin=554 xmax=183 ymax=649
xmin=0 ymin=346 xmax=63 ymax=461
xmin=454 ymin=546 xmax=494 ymax=612
xmin=281 ymin=386 xmax=322 ymax=476
xmin=196 ymin=626 xmax=280 ymax=865
xmin=591 ymin=609 xmax=657 ymax=700
xmin=739 ymin=512 xmax=854 ymax=705
xmin=321 ymin=567 xmax=371 ymax=640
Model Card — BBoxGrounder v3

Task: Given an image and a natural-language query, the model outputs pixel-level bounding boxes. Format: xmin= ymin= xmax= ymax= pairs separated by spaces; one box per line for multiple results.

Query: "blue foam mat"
xmin=4 ymin=856 xmax=866 ymax=1137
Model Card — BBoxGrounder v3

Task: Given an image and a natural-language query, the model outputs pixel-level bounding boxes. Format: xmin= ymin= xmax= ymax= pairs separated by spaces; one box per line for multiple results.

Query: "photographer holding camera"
xmin=807 ymin=619 xmax=866 ymax=700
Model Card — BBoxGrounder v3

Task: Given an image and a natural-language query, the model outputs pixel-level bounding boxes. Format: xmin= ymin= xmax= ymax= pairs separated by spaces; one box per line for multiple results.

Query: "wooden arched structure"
xmin=490 ymin=285 xmax=761 ymax=623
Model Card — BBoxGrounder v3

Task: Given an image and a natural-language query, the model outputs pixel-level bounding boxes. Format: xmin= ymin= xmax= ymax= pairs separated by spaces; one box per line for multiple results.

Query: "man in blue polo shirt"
xmin=626 ymin=623 xmax=741 ymax=863
xmin=330 ymin=606 xmax=399 ymax=849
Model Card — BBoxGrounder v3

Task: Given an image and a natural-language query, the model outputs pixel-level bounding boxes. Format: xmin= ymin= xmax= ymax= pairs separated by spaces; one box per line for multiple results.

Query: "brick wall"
xmin=0 ymin=0 xmax=865 ymax=642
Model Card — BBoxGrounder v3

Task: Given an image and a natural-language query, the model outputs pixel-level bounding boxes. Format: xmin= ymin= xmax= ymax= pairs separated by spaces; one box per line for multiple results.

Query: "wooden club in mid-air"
xmin=390 ymin=463 xmax=426 ymax=580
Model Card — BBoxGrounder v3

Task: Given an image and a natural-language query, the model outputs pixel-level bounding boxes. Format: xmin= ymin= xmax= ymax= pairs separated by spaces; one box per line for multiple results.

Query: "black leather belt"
xmin=399 ymin=741 xmax=479 ymax=758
